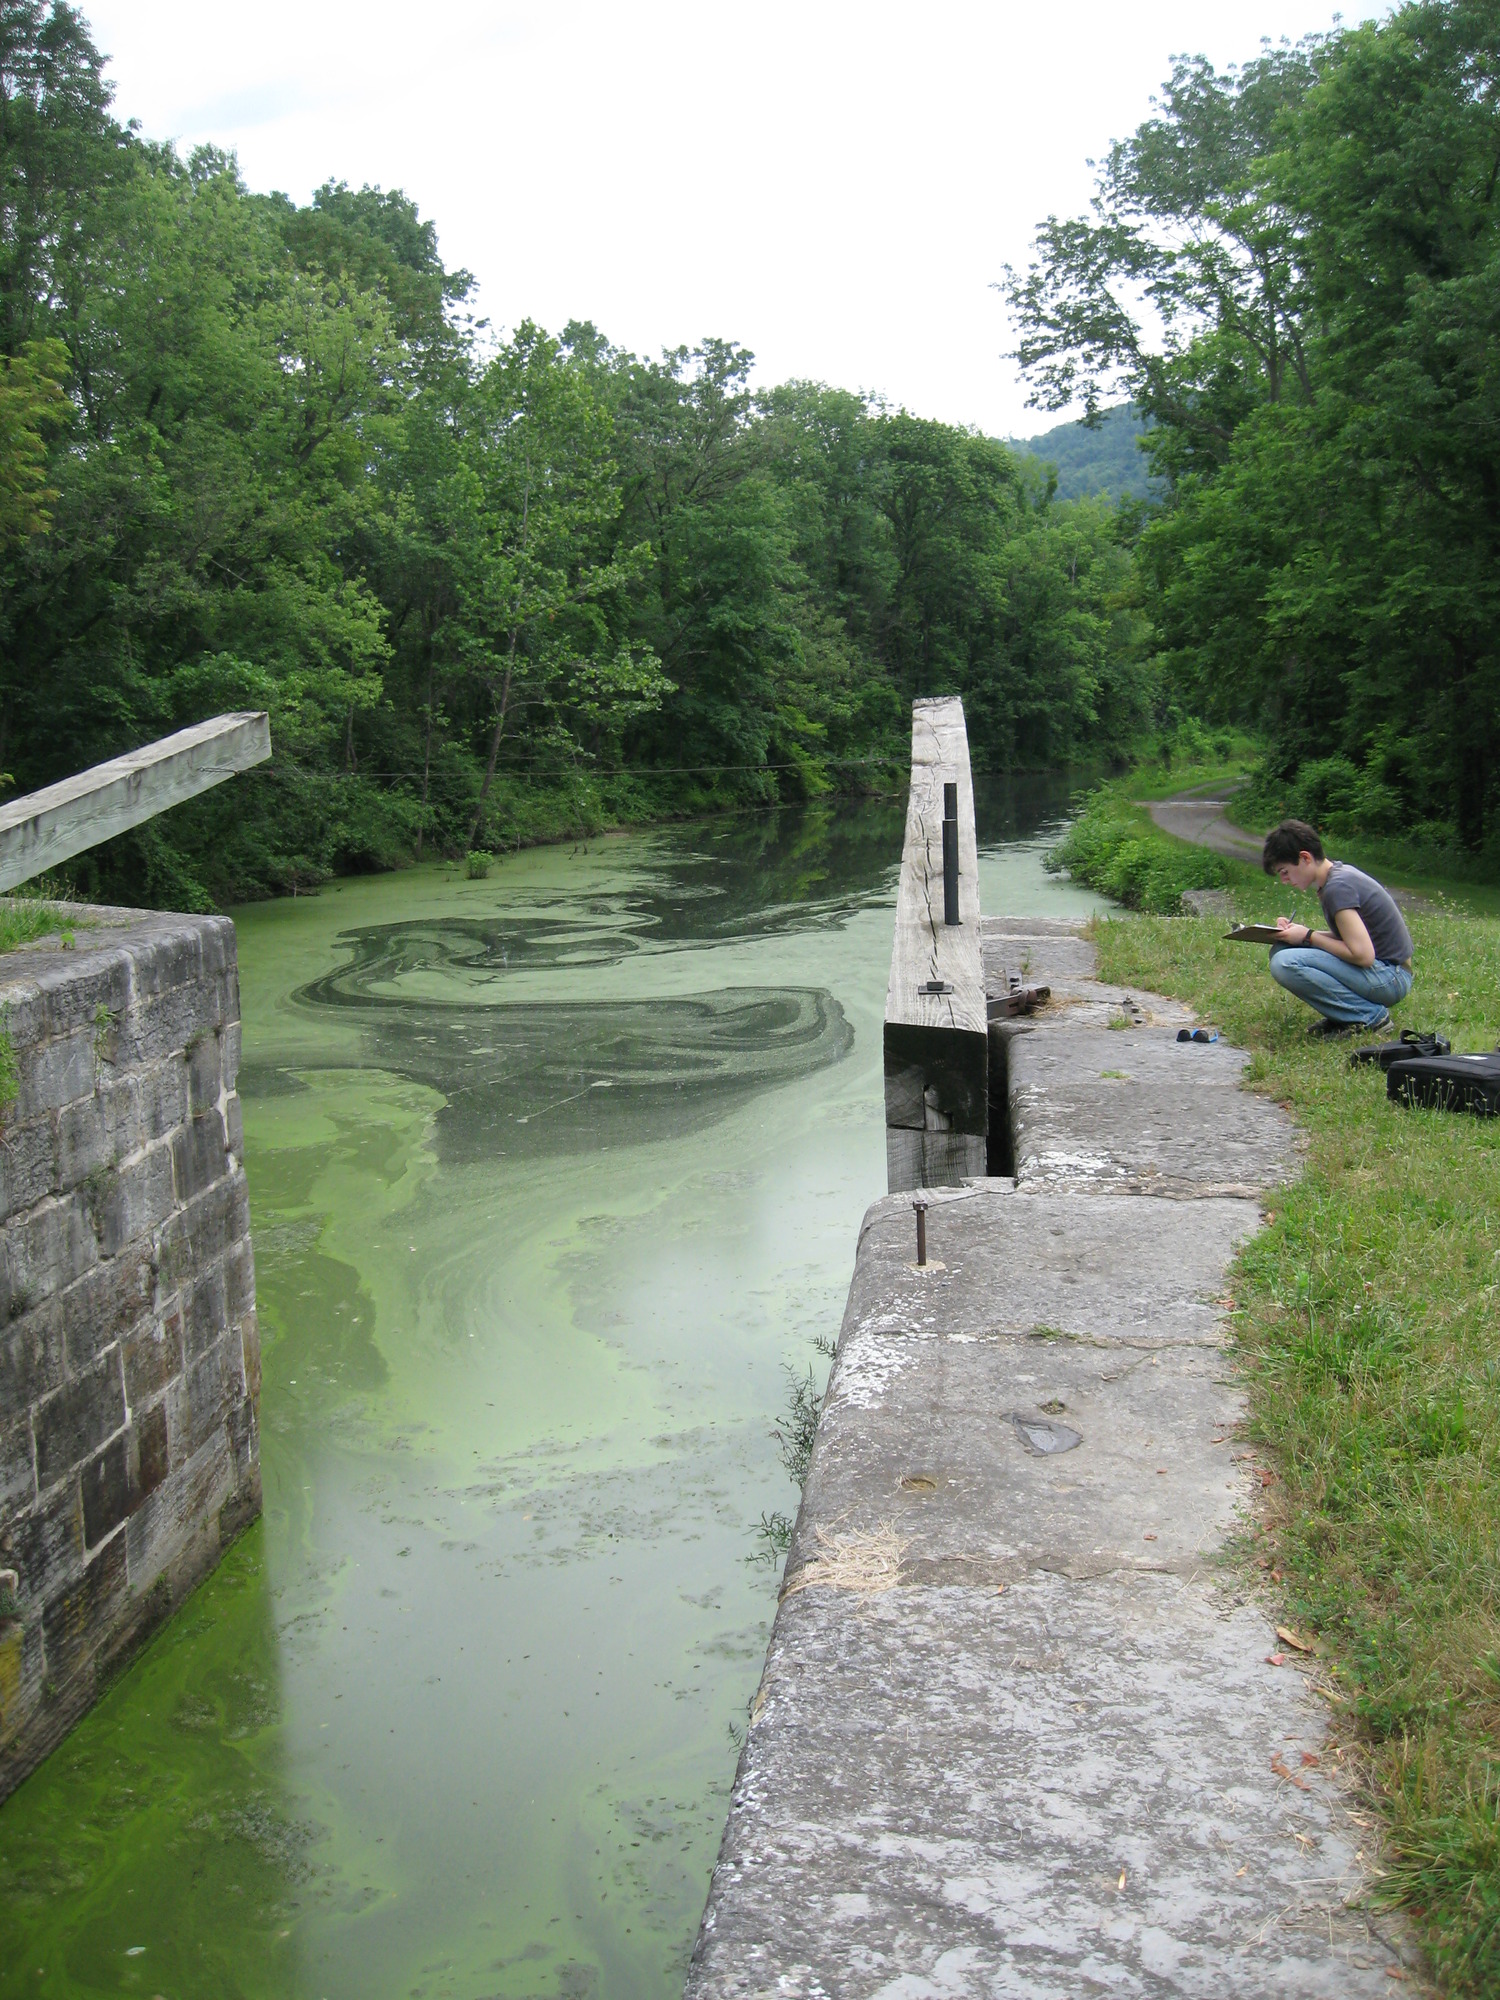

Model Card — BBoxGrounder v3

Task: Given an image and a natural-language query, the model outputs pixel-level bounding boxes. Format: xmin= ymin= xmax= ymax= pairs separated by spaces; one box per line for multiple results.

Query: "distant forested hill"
xmin=1012 ymin=406 xmax=1156 ymax=502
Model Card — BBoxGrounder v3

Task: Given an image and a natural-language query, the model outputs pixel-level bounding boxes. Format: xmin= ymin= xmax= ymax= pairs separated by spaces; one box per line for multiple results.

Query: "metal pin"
xmin=913 ymin=1198 xmax=929 ymax=1267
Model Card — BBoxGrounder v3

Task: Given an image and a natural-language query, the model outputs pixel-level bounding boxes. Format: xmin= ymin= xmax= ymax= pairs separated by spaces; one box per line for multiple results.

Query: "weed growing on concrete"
xmin=0 ymin=1013 xmax=16 ymax=1123
xmin=1094 ymin=890 xmax=1500 ymax=1994
xmin=91 ymin=1001 xmax=116 ymax=1085
xmin=749 ymin=1512 xmax=795 ymax=1568
xmin=772 ymin=1365 xmax=823 ymax=1488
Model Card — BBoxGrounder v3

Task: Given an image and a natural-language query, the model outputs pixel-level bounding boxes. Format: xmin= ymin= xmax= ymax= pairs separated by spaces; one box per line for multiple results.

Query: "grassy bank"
xmin=1057 ymin=798 xmax=1500 ymax=1989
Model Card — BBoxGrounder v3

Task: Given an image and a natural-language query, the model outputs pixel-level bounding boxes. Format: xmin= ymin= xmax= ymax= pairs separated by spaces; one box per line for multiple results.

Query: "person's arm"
xmin=1324 ymin=907 xmax=1375 ymax=965
xmin=1273 ymin=908 xmax=1375 ymax=964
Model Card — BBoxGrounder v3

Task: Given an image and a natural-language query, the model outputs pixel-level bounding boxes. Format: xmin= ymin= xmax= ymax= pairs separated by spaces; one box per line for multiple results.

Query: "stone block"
xmin=155 ymin=1175 xmax=236 ymax=1294
xmin=53 ymin=1093 xmax=111 ymax=1194
xmin=41 ymin=1530 xmax=127 ymax=1682
xmin=170 ymin=1113 xmax=228 ymax=1207
xmin=126 ymin=1426 xmax=232 ymax=1591
xmin=224 ymin=1236 xmax=256 ymax=1323
xmin=80 ymin=1432 xmax=130 ymax=1548
xmin=185 ymin=1338 xmax=239 ymax=1457
xmin=0 ymin=1297 xmax=65 ymax=1411
xmin=122 ymin=1309 xmax=183 ymax=1407
xmin=13 ymin=1030 xmax=95 ymax=1121
xmin=97 ymin=1142 xmax=176 ymax=1258
xmin=186 ymin=1031 xmax=221 ymax=1117
xmin=228 ymin=1165 xmax=250 ymax=1244
xmin=221 ymin=1018 xmax=242 ymax=1090
xmin=60 ymin=1248 xmax=154 ymax=1372
xmin=135 ymin=1399 xmax=169 ymax=1498
xmin=2 ymin=1191 xmax=98 ymax=1304
xmin=184 ymin=1267 xmax=227 ymax=1362
xmin=80 ymin=1401 xmax=166 ymax=1550
xmin=0 ymin=1409 xmax=35 ymax=1512
xmin=0 ymin=1617 xmax=45 ymax=1749
xmin=29 ymin=948 xmax=133 ymax=1044
xmin=33 ymin=1348 xmax=125 ymax=1492
xmin=132 ymin=1056 xmax=187 ymax=1144
xmin=9 ymin=1478 xmax=85 ymax=1602
xmin=238 ymin=1313 xmax=261 ymax=1402
xmin=55 ymin=1076 xmax=146 ymax=1193
xmin=109 ymin=993 xmax=187 ymax=1071
xmin=159 ymin=1373 xmax=189 ymax=1473
xmin=125 ymin=923 xmax=204 ymax=1000
xmin=0 ymin=1118 xmax=56 ymax=1226
xmin=224 ymin=1093 xmax=244 ymax=1161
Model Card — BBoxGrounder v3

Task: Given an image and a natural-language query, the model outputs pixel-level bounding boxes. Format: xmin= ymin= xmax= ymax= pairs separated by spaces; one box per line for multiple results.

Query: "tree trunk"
xmin=415 ymin=658 xmax=435 ymax=859
xmin=466 ymin=655 xmax=515 ymax=850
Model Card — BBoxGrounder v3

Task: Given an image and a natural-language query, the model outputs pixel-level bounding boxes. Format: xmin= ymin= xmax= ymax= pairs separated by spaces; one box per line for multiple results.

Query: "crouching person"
xmin=1262 ymin=819 xmax=1414 ymax=1038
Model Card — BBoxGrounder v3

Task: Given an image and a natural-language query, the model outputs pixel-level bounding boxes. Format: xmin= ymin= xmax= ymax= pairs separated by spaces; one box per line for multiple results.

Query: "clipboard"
xmin=1224 ymin=923 xmax=1292 ymax=944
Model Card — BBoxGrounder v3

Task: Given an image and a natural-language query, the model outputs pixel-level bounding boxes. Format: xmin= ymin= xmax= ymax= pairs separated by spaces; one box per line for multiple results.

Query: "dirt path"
xmin=1145 ymin=782 xmax=1263 ymax=863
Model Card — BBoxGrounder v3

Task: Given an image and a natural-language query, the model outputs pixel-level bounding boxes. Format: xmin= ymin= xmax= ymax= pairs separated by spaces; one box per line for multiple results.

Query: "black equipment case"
xmin=1386 ymin=1051 xmax=1500 ymax=1117
xmin=1350 ymin=1029 xmax=1449 ymax=1070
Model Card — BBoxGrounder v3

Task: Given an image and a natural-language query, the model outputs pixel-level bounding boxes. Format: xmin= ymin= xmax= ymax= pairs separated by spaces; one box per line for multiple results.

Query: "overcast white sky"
xmin=84 ymin=1 xmax=1388 ymax=438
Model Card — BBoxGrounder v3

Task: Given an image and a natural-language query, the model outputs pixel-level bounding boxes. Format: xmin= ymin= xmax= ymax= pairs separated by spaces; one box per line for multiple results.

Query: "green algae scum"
xmin=0 ymin=792 xmax=1102 ymax=2000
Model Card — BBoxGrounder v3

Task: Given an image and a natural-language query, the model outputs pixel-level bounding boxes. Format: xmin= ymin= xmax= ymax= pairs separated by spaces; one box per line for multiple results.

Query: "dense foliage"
xmin=0 ymin=3 xmax=1153 ymax=908
xmin=1007 ymin=0 xmax=1500 ymax=860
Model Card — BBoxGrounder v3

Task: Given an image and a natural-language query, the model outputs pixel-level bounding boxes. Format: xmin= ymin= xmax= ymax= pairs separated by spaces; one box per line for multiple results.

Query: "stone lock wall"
xmin=0 ymin=904 xmax=261 ymax=1800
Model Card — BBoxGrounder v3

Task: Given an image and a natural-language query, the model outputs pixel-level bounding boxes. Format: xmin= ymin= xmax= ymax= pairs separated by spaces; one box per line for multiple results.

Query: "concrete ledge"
xmin=688 ymin=910 xmax=1416 ymax=1995
xmin=690 ymin=1576 xmax=1398 ymax=1998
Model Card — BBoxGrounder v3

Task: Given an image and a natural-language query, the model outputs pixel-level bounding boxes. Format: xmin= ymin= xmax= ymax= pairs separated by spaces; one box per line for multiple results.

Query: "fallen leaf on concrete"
xmin=1117 ymin=1870 xmax=1126 ymax=1891
xmin=1270 ymin=1752 xmax=1309 ymax=1790
xmin=1301 ymin=1751 xmax=1321 ymax=1767
xmin=1143 ymin=1532 xmax=1158 ymax=1542
xmin=1258 ymin=1469 xmax=1277 ymax=1486
xmin=1266 ymin=1652 xmax=1287 ymax=1666
xmin=1277 ymin=1625 xmax=1318 ymax=1653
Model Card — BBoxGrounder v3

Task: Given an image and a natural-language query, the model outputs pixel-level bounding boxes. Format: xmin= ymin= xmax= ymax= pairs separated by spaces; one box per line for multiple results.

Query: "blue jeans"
xmin=1268 ymin=946 xmax=1413 ymax=1026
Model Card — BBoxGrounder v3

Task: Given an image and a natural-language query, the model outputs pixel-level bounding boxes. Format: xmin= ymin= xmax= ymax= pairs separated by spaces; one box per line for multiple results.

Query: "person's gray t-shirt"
xmin=1319 ymin=862 xmax=1414 ymax=965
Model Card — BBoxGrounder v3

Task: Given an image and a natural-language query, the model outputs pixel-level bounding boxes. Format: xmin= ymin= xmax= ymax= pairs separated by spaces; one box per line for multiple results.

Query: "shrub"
xmin=465 ymin=850 xmax=493 ymax=880
xmin=1047 ymin=788 xmax=1229 ymax=913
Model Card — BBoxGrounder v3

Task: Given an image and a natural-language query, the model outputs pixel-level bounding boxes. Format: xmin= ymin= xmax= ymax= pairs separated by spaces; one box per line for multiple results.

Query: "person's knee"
xmin=1268 ymin=949 xmax=1302 ymax=991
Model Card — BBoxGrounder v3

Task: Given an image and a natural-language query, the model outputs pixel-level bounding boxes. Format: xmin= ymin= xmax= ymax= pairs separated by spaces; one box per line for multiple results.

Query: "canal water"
xmin=0 ymin=782 xmax=1104 ymax=2000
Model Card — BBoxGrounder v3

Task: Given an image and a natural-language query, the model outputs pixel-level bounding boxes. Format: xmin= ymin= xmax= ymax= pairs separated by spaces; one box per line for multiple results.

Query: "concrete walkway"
xmin=686 ymin=919 xmax=1420 ymax=1997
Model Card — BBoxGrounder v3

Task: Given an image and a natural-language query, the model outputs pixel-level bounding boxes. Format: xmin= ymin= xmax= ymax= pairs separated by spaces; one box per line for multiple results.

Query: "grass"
xmin=1066 ymin=804 xmax=1500 ymax=1991
xmin=0 ymin=895 xmax=73 ymax=956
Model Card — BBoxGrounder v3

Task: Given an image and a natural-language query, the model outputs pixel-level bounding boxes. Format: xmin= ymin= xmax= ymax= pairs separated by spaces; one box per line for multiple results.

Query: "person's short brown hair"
xmin=1262 ymin=819 xmax=1324 ymax=872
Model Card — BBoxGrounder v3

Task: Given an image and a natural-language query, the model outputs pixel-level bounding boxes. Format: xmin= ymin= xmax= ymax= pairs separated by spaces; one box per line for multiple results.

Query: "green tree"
xmin=1008 ymin=1 xmax=1500 ymax=851
xmin=444 ymin=322 xmax=665 ymax=847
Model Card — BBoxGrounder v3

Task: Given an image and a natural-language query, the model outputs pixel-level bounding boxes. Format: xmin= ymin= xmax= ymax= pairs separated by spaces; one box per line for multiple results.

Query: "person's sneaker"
xmin=1309 ymin=1010 xmax=1393 ymax=1039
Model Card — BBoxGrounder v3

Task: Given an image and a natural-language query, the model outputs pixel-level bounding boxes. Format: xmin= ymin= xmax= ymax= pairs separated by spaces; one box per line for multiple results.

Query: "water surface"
xmin=0 ymin=785 xmax=1104 ymax=2000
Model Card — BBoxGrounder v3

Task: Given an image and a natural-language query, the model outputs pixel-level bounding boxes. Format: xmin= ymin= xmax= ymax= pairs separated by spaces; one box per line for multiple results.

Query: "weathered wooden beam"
xmin=0 ymin=713 xmax=271 ymax=892
xmin=884 ymin=698 xmax=988 ymax=1191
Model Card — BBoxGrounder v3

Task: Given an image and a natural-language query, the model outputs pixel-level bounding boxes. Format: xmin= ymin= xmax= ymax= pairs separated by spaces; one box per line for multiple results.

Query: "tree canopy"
xmin=1007 ymin=0 xmax=1500 ymax=856
xmin=0 ymin=2 xmax=1152 ymax=906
